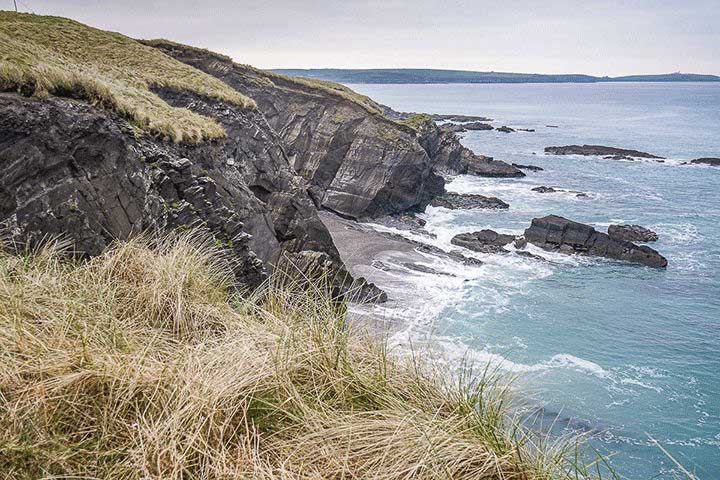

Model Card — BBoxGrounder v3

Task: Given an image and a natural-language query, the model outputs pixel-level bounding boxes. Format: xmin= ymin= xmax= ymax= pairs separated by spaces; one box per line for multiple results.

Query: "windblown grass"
xmin=0 ymin=12 xmax=255 ymax=143
xmin=0 ymin=233 xmax=600 ymax=479
xmin=142 ymin=38 xmax=385 ymax=117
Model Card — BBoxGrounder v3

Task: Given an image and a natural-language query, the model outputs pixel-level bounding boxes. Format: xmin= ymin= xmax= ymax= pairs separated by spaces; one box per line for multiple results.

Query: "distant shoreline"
xmin=271 ymin=68 xmax=720 ymax=85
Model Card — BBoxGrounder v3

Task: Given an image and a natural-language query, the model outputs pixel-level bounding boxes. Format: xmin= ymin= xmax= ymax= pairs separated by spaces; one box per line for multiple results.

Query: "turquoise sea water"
xmin=347 ymin=83 xmax=720 ymax=478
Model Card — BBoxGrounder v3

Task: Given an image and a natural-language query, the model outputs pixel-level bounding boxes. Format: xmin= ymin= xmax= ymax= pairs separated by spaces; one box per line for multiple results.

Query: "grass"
xmin=143 ymin=38 xmax=386 ymax=117
xmin=399 ymin=113 xmax=434 ymax=131
xmin=0 ymin=232 xmax=610 ymax=479
xmin=0 ymin=12 xmax=256 ymax=143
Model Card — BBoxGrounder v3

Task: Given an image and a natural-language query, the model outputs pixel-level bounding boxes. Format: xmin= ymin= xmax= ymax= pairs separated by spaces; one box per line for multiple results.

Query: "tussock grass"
xmin=0 ymin=12 xmax=255 ymax=143
xmin=143 ymin=37 xmax=385 ymax=116
xmin=0 ymin=233 xmax=598 ymax=479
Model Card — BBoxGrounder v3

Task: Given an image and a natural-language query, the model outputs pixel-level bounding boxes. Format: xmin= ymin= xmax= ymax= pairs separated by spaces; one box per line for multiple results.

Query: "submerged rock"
xmin=683 ymin=157 xmax=720 ymax=166
xmin=523 ymin=215 xmax=667 ymax=268
xmin=430 ymin=193 xmax=509 ymax=210
xmin=608 ymin=224 xmax=659 ymax=243
xmin=430 ymin=114 xmax=493 ymax=122
xmin=532 ymin=186 xmax=588 ymax=197
xmin=532 ymin=186 xmax=559 ymax=193
xmin=545 ymin=145 xmax=665 ymax=160
xmin=451 ymin=230 xmax=516 ymax=253
xmin=513 ymin=163 xmax=544 ymax=172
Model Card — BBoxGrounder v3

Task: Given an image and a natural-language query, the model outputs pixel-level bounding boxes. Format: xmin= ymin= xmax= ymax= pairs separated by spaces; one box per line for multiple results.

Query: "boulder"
xmin=608 ymin=224 xmax=658 ymax=242
xmin=451 ymin=230 xmax=516 ymax=253
xmin=430 ymin=193 xmax=509 ymax=210
xmin=544 ymin=145 xmax=664 ymax=160
xmin=523 ymin=215 xmax=667 ymax=268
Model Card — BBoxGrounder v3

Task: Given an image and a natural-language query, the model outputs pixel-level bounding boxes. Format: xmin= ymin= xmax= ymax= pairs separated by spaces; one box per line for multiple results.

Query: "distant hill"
xmin=270 ymin=68 xmax=720 ymax=85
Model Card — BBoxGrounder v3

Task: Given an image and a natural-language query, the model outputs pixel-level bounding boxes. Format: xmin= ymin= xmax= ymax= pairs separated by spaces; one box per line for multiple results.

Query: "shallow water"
xmin=347 ymin=82 xmax=720 ymax=479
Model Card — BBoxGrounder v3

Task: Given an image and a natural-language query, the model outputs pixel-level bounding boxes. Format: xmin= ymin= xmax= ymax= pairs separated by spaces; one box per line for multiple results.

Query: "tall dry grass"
xmin=0 ymin=12 xmax=255 ymax=143
xmin=0 ymin=233 xmax=605 ymax=479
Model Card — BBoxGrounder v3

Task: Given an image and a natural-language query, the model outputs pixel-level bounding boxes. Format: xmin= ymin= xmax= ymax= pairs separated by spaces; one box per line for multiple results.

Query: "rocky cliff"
xmin=0 ymin=90 xmax=344 ymax=288
xmin=147 ymin=41 xmax=446 ymax=220
xmin=397 ymin=114 xmax=525 ymax=178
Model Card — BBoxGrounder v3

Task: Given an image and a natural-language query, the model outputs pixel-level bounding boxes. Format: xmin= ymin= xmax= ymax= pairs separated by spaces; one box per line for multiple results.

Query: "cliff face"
xmin=411 ymin=118 xmax=525 ymax=178
xmin=0 ymin=90 xmax=338 ymax=288
xmin=146 ymin=41 xmax=445 ymax=220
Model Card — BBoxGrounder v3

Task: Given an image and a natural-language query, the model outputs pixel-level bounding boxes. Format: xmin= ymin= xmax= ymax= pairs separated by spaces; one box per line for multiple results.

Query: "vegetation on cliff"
xmin=0 ymin=233 xmax=601 ymax=479
xmin=0 ymin=12 xmax=255 ymax=142
xmin=142 ymin=38 xmax=385 ymax=116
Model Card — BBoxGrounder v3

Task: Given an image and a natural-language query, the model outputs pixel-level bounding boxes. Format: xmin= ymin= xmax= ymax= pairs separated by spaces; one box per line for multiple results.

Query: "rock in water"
xmin=431 ymin=193 xmax=509 ymax=210
xmin=512 ymin=163 xmax=544 ymax=172
xmin=608 ymin=224 xmax=659 ymax=242
xmin=684 ymin=157 xmax=720 ymax=166
xmin=524 ymin=215 xmax=667 ymax=268
xmin=532 ymin=186 xmax=559 ymax=193
xmin=497 ymin=126 xmax=515 ymax=133
xmin=410 ymin=117 xmax=524 ymax=178
xmin=462 ymin=122 xmax=494 ymax=131
xmin=544 ymin=145 xmax=665 ymax=160
xmin=451 ymin=230 xmax=516 ymax=253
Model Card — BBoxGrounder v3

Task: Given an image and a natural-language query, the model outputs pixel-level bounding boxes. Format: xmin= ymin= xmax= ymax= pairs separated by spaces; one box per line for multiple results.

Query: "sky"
xmin=8 ymin=0 xmax=720 ymax=76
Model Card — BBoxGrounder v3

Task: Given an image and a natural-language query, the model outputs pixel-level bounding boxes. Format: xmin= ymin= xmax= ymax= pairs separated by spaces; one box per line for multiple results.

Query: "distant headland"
xmin=270 ymin=68 xmax=720 ymax=84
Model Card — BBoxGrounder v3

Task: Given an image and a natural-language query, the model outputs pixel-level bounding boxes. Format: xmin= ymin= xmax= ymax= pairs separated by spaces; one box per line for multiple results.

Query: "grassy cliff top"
xmin=143 ymin=38 xmax=385 ymax=116
xmin=0 ymin=12 xmax=255 ymax=142
xmin=263 ymin=69 xmax=385 ymax=115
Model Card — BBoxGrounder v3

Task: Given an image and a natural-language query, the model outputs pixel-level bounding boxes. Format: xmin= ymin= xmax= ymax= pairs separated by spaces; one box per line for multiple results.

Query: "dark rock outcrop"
xmin=439 ymin=123 xmax=467 ymax=134
xmin=608 ymin=224 xmax=658 ymax=243
xmin=0 ymin=89 xmax=344 ymax=289
xmin=430 ymin=193 xmax=509 ymax=210
xmin=531 ymin=185 xmax=587 ymax=197
xmin=151 ymin=41 xmax=444 ymax=220
xmin=545 ymin=145 xmax=665 ymax=160
xmin=430 ymin=114 xmax=493 ymax=122
xmin=405 ymin=116 xmax=524 ymax=178
xmin=532 ymin=186 xmax=559 ymax=193
xmin=451 ymin=230 xmax=515 ymax=253
xmin=513 ymin=163 xmax=544 ymax=172
xmin=497 ymin=126 xmax=516 ymax=133
xmin=523 ymin=215 xmax=667 ymax=268
xmin=276 ymin=251 xmax=387 ymax=303
xmin=462 ymin=122 xmax=494 ymax=131
xmin=683 ymin=157 xmax=720 ymax=166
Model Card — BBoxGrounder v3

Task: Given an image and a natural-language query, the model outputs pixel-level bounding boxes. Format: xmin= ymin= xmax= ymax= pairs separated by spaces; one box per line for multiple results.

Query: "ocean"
xmin=346 ymin=82 xmax=720 ymax=479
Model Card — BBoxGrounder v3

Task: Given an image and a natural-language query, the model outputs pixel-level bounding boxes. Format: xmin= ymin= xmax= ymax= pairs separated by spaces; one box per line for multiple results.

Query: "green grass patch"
xmin=0 ymin=12 xmax=255 ymax=143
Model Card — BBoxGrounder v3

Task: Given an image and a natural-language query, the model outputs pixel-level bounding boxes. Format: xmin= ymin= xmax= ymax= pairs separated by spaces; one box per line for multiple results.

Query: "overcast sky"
xmin=10 ymin=0 xmax=720 ymax=75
